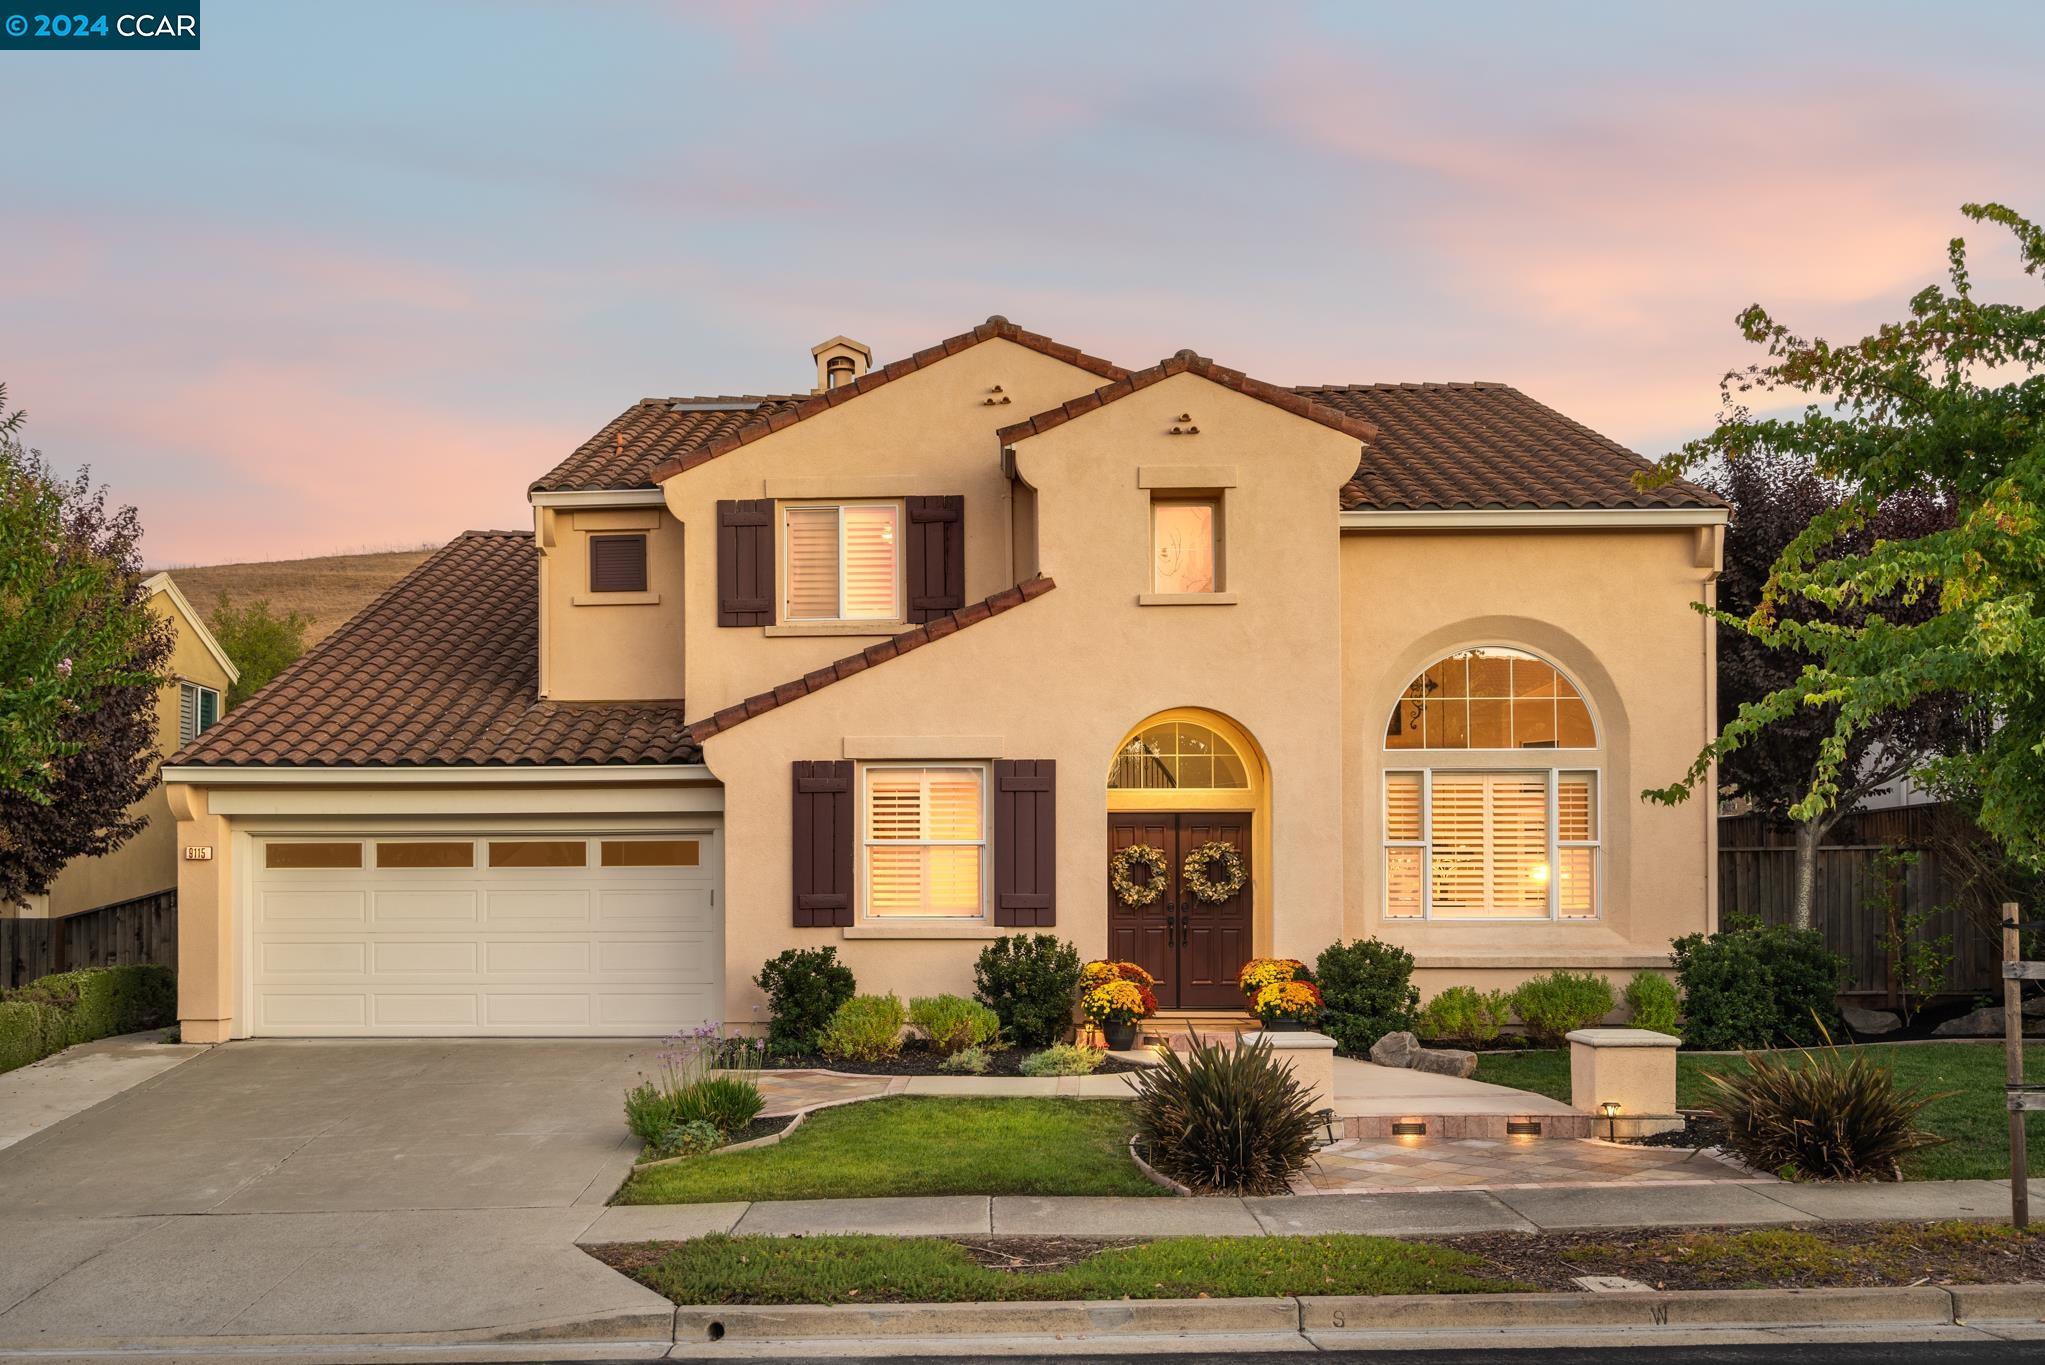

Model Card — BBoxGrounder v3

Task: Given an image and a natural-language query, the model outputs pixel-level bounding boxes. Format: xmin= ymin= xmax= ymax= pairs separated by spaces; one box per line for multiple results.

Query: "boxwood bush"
xmin=973 ymin=935 xmax=1082 ymax=1049
xmin=754 ymin=947 xmax=857 ymax=1055
xmin=1313 ymin=939 xmax=1419 ymax=1057
xmin=1509 ymin=970 xmax=1615 ymax=1046
xmin=1672 ymin=917 xmax=1845 ymax=1049
xmin=0 ymin=964 xmax=177 ymax=1075
xmin=818 ymin=994 xmax=908 ymax=1062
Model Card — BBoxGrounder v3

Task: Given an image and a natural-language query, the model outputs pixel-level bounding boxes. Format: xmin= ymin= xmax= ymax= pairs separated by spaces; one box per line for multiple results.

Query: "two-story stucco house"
xmin=162 ymin=318 xmax=1725 ymax=1042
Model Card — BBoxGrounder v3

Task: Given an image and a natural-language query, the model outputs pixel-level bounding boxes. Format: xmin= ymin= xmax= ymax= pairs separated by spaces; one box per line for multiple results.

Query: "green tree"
xmin=208 ymin=594 xmax=308 ymax=705
xmin=1645 ymin=203 xmax=2045 ymax=868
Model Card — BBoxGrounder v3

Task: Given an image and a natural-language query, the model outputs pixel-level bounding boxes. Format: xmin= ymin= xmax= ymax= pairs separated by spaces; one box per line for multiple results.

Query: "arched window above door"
xmin=1384 ymin=647 xmax=1596 ymax=751
xmin=1108 ymin=720 xmax=1250 ymax=791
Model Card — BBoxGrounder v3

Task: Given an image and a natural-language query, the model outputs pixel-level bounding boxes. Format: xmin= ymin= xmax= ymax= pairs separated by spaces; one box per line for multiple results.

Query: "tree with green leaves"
xmin=1646 ymin=202 xmax=2045 ymax=875
xmin=0 ymin=385 xmax=174 ymax=906
xmin=208 ymin=594 xmax=308 ymax=706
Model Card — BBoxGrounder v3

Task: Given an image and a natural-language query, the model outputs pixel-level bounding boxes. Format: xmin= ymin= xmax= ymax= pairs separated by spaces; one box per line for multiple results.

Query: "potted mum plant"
xmin=1237 ymin=958 xmax=1320 ymax=1031
xmin=1080 ymin=960 xmax=1158 ymax=1050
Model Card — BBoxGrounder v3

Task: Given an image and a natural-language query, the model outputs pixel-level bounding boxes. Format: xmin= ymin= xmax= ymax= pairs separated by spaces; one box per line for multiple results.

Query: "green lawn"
xmin=616 ymin=1097 xmax=1161 ymax=1204
xmin=616 ymin=1233 xmax=1515 ymax=1304
xmin=1475 ymin=1042 xmax=2045 ymax=1180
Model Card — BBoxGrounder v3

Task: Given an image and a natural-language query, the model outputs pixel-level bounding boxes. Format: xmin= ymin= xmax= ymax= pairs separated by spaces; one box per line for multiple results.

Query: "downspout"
xmin=1699 ymin=524 xmax=1724 ymax=934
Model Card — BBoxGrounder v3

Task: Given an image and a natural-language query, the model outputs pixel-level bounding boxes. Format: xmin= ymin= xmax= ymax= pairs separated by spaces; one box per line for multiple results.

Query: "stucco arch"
xmin=1369 ymin=615 xmax=1629 ymax=762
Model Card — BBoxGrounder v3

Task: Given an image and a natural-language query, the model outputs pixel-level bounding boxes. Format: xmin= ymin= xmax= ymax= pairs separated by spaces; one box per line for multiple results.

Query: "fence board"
xmin=1 ymin=890 xmax=177 ymax=989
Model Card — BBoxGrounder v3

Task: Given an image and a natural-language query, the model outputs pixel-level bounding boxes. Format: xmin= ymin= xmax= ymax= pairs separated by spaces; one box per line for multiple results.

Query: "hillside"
xmin=159 ymin=548 xmax=435 ymax=645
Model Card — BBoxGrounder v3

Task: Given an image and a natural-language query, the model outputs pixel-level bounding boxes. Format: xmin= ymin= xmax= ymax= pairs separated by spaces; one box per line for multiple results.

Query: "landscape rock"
xmin=1410 ymin=1046 xmax=1479 ymax=1079
xmin=1369 ymin=1031 xmax=1420 ymax=1068
xmin=1840 ymin=1005 xmax=1901 ymax=1036
xmin=1932 ymin=1004 xmax=2045 ymax=1037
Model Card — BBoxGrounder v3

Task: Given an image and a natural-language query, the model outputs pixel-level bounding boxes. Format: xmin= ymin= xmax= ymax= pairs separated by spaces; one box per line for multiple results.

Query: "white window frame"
xmin=179 ymin=682 xmax=221 ymax=746
xmin=857 ymin=761 xmax=991 ymax=922
xmin=781 ymin=500 xmax=904 ymax=624
xmin=1382 ymin=767 xmax=1601 ymax=922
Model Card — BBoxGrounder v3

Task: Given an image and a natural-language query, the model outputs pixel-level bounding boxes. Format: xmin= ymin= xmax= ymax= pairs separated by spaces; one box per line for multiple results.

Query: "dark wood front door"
xmin=1107 ymin=812 xmax=1253 ymax=1009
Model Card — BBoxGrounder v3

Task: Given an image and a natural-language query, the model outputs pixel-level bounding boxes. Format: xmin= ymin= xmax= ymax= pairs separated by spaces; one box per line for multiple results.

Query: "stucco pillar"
xmin=167 ymin=783 xmax=235 ymax=1043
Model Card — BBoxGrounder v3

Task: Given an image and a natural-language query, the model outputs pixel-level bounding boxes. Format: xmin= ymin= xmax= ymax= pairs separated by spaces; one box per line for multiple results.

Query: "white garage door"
xmin=248 ymin=830 xmax=721 ymax=1036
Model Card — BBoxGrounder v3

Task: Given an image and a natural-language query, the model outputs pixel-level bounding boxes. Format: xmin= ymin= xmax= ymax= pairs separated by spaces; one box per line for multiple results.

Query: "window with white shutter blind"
xmin=862 ymin=765 xmax=987 ymax=918
xmin=783 ymin=503 xmax=901 ymax=621
xmin=1383 ymin=768 xmax=1600 ymax=921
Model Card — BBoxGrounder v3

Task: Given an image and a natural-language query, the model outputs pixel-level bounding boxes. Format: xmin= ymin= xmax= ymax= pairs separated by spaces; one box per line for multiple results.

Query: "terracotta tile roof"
xmin=997 ymin=350 xmax=1381 ymax=449
xmin=531 ymin=395 xmax=806 ymax=494
xmin=684 ymin=575 xmax=1056 ymax=746
xmin=1296 ymin=382 xmax=1723 ymax=512
xmin=639 ymin=318 xmax=1127 ymax=484
xmin=172 ymin=531 xmax=699 ymax=768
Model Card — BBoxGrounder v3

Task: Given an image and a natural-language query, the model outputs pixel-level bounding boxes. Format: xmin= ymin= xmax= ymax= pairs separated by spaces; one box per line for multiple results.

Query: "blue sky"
xmin=4 ymin=0 xmax=2042 ymax=563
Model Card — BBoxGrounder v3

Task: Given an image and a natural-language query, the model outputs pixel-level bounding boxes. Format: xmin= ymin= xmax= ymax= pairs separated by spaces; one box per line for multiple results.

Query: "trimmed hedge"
xmin=0 ymin=965 xmax=177 ymax=1074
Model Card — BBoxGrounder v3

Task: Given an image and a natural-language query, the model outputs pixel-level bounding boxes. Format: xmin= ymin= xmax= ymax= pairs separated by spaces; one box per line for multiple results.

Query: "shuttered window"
xmin=588 ymin=534 xmax=648 ymax=593
xmin=1384 ymin=768 xmax=1600 ymax=920
xmin=179 ymin=683 xmax=220 ymax=746
xmin=862 ymin=764 xmax=987 ymax=918
xmin=784 ymin=502 xmax=900 ymax=622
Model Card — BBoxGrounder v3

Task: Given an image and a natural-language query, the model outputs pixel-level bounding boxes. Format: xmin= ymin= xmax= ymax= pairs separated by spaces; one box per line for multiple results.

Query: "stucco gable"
xmin=143 ymin=572 xmax=240 ymax=687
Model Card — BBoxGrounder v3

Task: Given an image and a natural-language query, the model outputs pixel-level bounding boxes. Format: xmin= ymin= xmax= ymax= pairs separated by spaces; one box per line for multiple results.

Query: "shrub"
xmin=1510 ymin=970 xmax=1615 ymax=1046
xmin=10 ymin=964 xmax=177 ymax=1045
xmin=1314 ymin=939 xmax=1419 ymax=1056
xmin=1700 ymin=1032 xmax=1948 ymax=1180
xmin=908 ymin=994 xmax=1001 ymax=1055
xmin=939 ymin=1045 xmax=993 ymax=1075
xmin=0 ymin=1000 xmax=68 ymax=1074
xmin=974 ymin=934 xmax=1082 ymax=1049
xmin=1672 ymin=917 xmax=1846 ymax=1049
xmin=1418 ymin=986 xmax=1510 ymax=1047
xmin=650 ymin=1119 xmax=721 ymax=1161
xmin=754 ymin=947 xmax=856 ymax=1054
xmin=818 ymin=994 xmax=908 ymax=1062
xmin=1625 ymin=972 xmax=1681 ymax=1035
xmin=1130 ymin=1035 xmax=1320 ymax=1195
xmin=1018 ymin=1042 xmax=1105 ymax=1076
xmin=678 ymin=1075 xmax=766 ymax=1137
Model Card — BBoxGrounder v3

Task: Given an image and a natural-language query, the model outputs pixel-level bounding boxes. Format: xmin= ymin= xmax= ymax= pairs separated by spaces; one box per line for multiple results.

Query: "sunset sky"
xmin=5 ymin=1 xmax=2042 ymax=566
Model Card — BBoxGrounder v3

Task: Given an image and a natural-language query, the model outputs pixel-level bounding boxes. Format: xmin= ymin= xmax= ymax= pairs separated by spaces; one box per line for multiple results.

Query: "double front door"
xmin=1107 ymin=812 xmax=1252 ymax=1010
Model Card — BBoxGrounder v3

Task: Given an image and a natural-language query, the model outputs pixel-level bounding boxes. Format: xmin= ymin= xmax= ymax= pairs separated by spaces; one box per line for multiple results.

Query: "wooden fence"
xmin=0 ymin=889 xmax=177 ymax=990
xmin=1719 ymin=805 xmax=2013 ymax=1003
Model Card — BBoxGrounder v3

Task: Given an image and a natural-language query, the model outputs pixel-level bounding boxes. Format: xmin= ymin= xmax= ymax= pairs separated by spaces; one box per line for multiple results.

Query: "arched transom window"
xmin=1385 ymin=647 xmax=1595 ymax=750
xmin=1108 ymin=720 xmax=1249 ymax=791
xmin=1382 ymin=647 xmax=1600 ymax=922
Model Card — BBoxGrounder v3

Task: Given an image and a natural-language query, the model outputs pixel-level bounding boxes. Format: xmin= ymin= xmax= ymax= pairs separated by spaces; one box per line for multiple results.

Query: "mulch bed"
xmin=762 ymin=1042 xmax=1145 ymax=1076
xmin=727 ymin=1113 xmax=797 ymax=1145
xmin=1618 ymin=1111 xmax=1731 ymax=1150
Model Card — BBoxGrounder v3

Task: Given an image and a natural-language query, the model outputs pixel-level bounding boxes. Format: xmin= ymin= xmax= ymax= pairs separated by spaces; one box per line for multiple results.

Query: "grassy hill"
xmin=159 ymin=548 xmax=434 ymax=645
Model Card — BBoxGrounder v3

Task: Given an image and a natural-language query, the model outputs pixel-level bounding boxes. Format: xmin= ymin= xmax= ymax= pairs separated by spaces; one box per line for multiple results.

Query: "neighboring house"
xmin=20 ymin=574 xmax=237 ymax=920
xmin=162 ymin=318 xmax=1727 ymax=1042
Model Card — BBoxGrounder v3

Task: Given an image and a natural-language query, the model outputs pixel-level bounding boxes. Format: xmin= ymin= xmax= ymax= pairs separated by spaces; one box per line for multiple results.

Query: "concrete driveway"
xmin=0 ymin=1039 xmax=677 ymax=1351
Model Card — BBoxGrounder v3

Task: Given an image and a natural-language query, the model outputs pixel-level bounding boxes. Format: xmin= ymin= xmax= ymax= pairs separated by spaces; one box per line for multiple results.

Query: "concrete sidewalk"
xmin=582 ymin=1177 xmax=2037 ymax=1244
xmin=0 ymin=1029 xmax=209 ymax=1152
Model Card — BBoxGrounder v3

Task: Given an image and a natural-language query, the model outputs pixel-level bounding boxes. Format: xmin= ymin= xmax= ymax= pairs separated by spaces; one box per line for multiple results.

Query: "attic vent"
xmin=811 ymin=335 xmax=873 ymax=394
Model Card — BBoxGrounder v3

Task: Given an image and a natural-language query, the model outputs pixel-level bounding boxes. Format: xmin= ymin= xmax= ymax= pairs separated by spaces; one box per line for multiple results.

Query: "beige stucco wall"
xmin=537 ymin=505 xmax=687 ymax=701
xmin=167 ymin=781 xmax=234 ymax=1041
xmin=42 ymin=583 xmax=236 ymax=919
xmin=700 ymin=370 xmax=1363 ymax=1018
xmin=662 ymin=338 xmax=1112 ymax=722
xmin=1341 ymin=527 xmax=1720 ymax=1000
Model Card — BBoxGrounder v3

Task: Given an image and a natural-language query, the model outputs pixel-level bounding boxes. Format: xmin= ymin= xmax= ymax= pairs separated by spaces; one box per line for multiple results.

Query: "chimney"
xmin=811 ymin=336 xmax=873 ymax=395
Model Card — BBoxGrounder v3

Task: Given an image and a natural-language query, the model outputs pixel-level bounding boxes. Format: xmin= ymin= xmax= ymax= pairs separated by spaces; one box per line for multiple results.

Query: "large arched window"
xmin=1382 ymin=647 xmax=1600 ymax=923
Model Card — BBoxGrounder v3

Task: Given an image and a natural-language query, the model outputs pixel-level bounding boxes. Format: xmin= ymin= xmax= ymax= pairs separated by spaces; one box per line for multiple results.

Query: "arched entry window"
xmin=1381 ymin=648 xmax=1600 ymax=923
xmin=1108 ymin=719 xmax=1250 ymax=792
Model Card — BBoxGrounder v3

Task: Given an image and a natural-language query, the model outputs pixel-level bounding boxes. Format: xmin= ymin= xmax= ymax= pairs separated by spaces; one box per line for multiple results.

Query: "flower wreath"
xmin=1109 ymin=843 xmax=1168 ymax=907
xmin=1181 ymin=841 xmax=1248 ymax=904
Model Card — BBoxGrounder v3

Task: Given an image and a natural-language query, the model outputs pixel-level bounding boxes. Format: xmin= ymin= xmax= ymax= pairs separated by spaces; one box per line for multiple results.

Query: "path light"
xmin=1600 ymin=1100 xmax=1621 ymax=1142
xmin=1316 ymin=1108 xmax=1338 ymax=1145
xmin=1391 ymin=1117 xmax=1427 ymax=1138
xmin=1506 ymin=1116 xmax=1542 ymax=1137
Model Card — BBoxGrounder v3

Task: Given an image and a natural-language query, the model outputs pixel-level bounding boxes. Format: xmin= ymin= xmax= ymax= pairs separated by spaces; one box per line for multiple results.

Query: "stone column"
xmin=1568 ymin=1027 xmax=1683 ymax=1137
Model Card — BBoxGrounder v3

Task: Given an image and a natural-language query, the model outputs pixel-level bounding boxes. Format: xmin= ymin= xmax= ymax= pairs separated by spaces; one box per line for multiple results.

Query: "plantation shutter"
xmin=783 ymin=507 xmax=839 ymax=619
xmin=1383 ymin=772 xmax=1424 ymax=920
xmin=178 ymin=684 xmax=199 ymax=746
xmin=992 ymin=759 xmax=1056 ymax=926
xmin=905 ymin=495 xmax=965 ymax=623
xmin=840 ymin=505 xmax=900 ymax=620
xmin=588 ymin=534 xmax=648 ymax=593
xmin=716 ymin=499 xmax=773 ymax=626
xmin=791 ymin=760 xmax=854 ymax=926
xmin=1429 ymin=772 xmax=1548 ymax=919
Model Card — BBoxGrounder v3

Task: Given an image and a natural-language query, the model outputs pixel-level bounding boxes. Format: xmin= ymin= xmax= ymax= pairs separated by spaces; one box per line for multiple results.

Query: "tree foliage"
xmin=1646 ymin=203 xmax=2045 ymax=868
xmin=0 ymin=388 xmax=173 ymax=906
xmin=208 ymin=594 xmax=308 ymax=706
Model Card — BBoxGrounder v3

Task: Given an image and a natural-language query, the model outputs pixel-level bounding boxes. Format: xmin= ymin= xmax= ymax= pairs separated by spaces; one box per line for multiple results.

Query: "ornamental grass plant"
xmin=1130 ymin=1034 xmax=1319 ymax=1194
xmin=1701 ymin=1025 xmax=1948 ymax=1181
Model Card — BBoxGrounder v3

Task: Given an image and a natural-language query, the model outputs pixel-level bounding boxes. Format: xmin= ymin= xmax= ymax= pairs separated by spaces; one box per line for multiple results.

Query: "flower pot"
xmin=1261 ymin=1019 xmax=1307 ymax=1033
xmin=1102 ymin=1020 xmax=1139 ymax=1051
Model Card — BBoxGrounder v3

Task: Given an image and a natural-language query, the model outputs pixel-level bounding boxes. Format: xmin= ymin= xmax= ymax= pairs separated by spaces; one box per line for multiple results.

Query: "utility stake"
xmin=2006 ymin=903 xmax=2028 ymax=1232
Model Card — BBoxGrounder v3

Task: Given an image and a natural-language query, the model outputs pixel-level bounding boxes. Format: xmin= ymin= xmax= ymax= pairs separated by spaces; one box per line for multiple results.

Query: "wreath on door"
xmin=1182 ymin=841 xmax=1248 ymax=904
xmin=1109 ymin=843 xmax=1169 ymax=907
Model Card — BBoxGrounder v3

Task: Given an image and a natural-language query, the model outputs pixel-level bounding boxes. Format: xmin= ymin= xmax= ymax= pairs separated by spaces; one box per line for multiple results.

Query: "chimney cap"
xmin=810 ymin=335 xmax=872 ymax=362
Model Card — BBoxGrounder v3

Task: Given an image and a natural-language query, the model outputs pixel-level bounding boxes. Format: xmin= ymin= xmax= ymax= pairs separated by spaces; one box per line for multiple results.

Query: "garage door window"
xmin=488 ymin=840 xmax=588 ymax=868
xmin=265 ymin=842 xmax=362 ymax=869
xmin=600 ymin=839 xmax=700 ymax=868
xmin=376 ymin=841 xmax=474 ymax=869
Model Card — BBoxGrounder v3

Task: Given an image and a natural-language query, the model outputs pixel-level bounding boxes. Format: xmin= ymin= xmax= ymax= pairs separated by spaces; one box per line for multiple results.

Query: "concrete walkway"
xmin=0 ymin=1028 xmax=210 ymax=1152
xmin=583 ymin=1178 xmax=2037 ymax=1244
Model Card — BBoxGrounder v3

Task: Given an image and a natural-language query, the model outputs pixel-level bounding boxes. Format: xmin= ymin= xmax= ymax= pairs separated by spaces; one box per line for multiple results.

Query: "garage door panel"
xmin=251 ymin=832 xmax=721 ymax=1037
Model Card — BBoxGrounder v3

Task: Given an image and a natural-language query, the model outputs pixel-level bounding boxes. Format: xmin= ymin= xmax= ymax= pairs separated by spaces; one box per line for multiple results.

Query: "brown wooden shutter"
xmin=587 ymin=534 xmax=648 ymax=593
xmin=717 ymin=499 xmax=774 ymax=626
xmin=792 ymin=760 xmax=854 ymax=926
xmin=905 ymin=495 xmax=965 ymax=623
xmin=993 ymin=759 xmax=1056 ymax=926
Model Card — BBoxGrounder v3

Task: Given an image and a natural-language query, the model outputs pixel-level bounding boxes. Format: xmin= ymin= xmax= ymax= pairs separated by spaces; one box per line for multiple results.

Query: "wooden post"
xmin=2007 ymin=903 xmax=2028 ymax=1231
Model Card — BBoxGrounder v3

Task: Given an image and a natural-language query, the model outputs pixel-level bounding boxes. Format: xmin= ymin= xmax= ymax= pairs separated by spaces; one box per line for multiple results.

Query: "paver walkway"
xmin=1299 ymin=1135 xmax=1758 ymax=1193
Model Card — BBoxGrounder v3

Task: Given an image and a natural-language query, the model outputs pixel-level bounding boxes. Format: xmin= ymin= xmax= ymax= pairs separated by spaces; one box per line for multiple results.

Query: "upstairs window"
xmin=1150 ymin=496 xmax=1219 ymax=594
xmin=178 ymin=683 xmax=220 ymax=745
xmin=784 ymin=502 xmax=900 ymax=622
xmin=587 ymin=534 xmax=649 ymax=593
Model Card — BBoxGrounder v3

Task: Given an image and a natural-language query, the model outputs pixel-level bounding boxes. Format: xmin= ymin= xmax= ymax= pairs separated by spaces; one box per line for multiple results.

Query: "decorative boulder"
xmin=1410 ymin=1046 xmax=1479 ymax=1079
xmin=1369 ymin=1030 xmax=1420 ymax=1068
xmin=1841 ymin=1005 xmax=1901 ymax=1036
xmin=1933 ymin=1005 xmax=2045 ymax=1037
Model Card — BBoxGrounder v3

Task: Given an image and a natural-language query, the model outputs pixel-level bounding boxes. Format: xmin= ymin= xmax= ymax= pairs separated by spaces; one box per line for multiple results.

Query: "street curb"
xmin=673 ymin=1297 xmax=1298 ymax=1343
